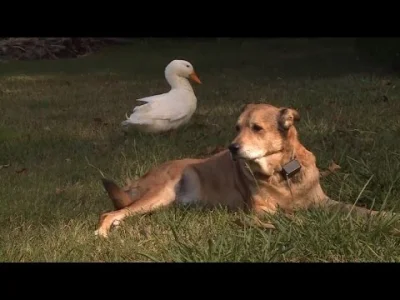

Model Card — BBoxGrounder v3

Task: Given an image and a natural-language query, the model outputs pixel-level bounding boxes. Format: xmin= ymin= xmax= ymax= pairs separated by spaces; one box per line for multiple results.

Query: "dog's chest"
xmin=248 ymin=177 xmax=295 ymax=210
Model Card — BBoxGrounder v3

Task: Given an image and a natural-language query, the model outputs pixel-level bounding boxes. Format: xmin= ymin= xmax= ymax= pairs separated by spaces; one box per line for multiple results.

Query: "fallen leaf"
xmin=320 ymin=171 xmax=330 ymax=177
xmin=15 ymin=168 xmax=28 ymax=174
xmin=328 ymin=161 xmax=341 ymax=173
xmin=320 ymin=161 xmax=341 ymax=178
xmin=65 ymin=158 xmax=71 ymax=163
xmin=55 ymin=188 xmax=65 ymax=195
xmin=0 ymin=163 xmax=11 ymax=170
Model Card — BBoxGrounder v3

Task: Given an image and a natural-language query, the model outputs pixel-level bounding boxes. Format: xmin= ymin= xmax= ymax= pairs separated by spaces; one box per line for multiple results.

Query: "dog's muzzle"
xmin=228 ymin=143 xmax=240 ymax=161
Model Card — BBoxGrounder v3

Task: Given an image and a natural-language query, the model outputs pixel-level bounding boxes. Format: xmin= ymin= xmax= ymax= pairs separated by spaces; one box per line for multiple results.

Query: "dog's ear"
xmin=278 ymin=108 xmax=300 ymax=130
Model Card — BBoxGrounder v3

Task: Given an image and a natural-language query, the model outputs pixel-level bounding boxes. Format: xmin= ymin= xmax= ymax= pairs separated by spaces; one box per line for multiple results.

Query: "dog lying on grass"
xmin=95 ymin=103 xmax=392 ymax=238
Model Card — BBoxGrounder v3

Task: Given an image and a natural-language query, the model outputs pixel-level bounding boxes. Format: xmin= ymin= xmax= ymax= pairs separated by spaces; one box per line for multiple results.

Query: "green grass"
xmin=1 ymin=38 xmax=400 ymax=262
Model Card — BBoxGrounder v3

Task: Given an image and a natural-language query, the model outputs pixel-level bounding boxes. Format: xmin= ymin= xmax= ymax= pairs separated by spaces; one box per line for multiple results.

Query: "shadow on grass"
xmin=0 ymin=38 xmax=397 ymax=81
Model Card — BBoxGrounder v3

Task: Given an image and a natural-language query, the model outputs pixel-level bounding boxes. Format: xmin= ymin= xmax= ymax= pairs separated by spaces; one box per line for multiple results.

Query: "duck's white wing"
xmin=136 ymin=93 xmax=167 ymax=104
xmin=127 ymin=93 xmax=191 ymax=124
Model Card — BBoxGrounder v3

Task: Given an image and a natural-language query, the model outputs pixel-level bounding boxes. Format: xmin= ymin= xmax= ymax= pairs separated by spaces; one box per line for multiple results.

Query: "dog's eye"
xmin=252 ymin=124 xmax=263 ymax=132
xmin=235 ymin=125 xmax=241 ymax=132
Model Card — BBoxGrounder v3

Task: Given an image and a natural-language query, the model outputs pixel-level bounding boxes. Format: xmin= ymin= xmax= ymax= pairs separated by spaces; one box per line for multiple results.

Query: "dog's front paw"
xmin=94 ymin=228 xmax=109 ymax=238
xmin=94 ymin=212 xmax=124 ymax=238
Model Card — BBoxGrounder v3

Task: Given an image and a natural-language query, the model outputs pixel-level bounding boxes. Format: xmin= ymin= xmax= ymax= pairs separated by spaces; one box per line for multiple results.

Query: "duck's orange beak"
xmin=189 ymin=71 xmax=202 ymax=84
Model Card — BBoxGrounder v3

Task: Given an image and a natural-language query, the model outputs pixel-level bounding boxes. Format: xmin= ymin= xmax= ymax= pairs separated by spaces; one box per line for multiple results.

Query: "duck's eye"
xmin=235 ymin=125 xmax=241 ymax=132
xmin=186 ymin=64 xmax=190 ymax=68
xmin=252 ymin=124 xmax=263 ymax=132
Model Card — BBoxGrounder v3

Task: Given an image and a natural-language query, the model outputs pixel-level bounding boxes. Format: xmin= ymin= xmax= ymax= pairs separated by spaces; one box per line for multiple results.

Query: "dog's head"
xmin=229 ymin=103 xmax=300 ymax=175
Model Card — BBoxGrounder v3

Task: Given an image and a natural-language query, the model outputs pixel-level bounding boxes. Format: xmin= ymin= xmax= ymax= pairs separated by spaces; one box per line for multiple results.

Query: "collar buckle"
xmin=281 ymin=159 xmax=301 ymax=178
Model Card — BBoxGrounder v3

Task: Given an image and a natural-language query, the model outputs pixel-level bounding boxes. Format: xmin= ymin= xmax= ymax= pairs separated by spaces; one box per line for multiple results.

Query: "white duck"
xmin=121 ymin=59 xmax=202 ymax=133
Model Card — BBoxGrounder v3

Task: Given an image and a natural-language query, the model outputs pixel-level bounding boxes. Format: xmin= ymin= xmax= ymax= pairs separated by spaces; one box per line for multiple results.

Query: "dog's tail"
xmin=101 ymin=178 xmax=135 ymax=210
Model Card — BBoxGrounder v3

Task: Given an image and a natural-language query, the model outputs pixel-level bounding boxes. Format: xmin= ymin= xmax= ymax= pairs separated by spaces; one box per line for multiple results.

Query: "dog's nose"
xmin=228 ymin=143 xmax=240 ymax=155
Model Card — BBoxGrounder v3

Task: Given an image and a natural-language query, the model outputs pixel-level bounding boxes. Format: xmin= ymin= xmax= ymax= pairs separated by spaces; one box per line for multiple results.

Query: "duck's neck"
xmin=166 ymin=74 xmax=194 ymax=93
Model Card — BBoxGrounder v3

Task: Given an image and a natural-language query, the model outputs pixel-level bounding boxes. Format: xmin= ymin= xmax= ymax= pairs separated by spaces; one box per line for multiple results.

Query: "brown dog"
xmin=95 ymin=103 xmax=388 ymax=238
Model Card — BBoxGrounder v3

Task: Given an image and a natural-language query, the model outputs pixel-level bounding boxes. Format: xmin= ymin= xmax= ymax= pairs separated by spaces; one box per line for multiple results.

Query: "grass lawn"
xmin=1 ymin=38 xmax=400 ymax=262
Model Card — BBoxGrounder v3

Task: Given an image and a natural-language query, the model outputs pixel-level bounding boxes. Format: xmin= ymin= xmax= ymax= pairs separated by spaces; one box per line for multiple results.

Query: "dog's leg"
xmin=238 ymin=203 xmax=277 ymax=230
xmin=250 ymin=216 xmax=276 ymax=229
xmin=323 ymin=198 xmax=393 ymax=218
xmin=234 ymin=214 xmax=276 ymax=230
xmin=102 ymin=178 xmax=135 ymax=210
xmin=95 ymin=187 xmax=177 ymax=238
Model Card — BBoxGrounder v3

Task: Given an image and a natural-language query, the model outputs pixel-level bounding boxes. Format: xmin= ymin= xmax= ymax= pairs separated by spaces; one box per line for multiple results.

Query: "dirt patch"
xmin=0 ymin=37 xmax=133 ymax=62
